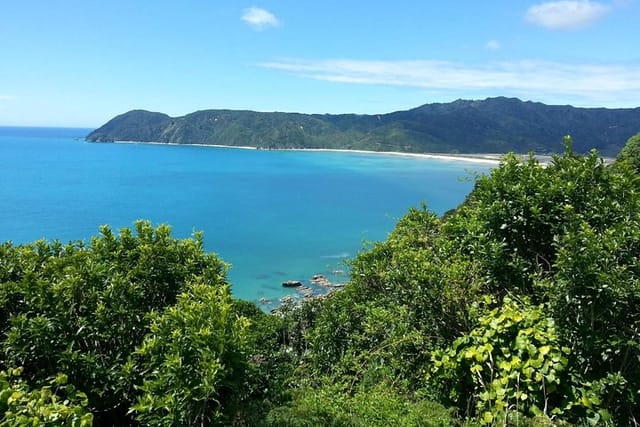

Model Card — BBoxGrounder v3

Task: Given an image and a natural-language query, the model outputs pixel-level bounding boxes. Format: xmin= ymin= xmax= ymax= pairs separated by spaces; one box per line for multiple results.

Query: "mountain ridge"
xmin=86 ymin=97 xmax=640 ymax=156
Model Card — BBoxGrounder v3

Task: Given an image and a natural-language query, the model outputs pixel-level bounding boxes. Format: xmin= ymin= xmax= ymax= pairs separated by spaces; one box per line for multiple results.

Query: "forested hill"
xmin=87 ymin=97 xmax=640 ymax=156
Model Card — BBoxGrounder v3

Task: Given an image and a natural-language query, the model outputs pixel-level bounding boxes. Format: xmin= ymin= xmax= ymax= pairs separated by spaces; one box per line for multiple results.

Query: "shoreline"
xmin=274 ymin=147 xmax=503 ymax=164
xmin=91 ymin=140 xmax=617 ymax=167
xmin=102 ymin=139 xmax=504 ymax=165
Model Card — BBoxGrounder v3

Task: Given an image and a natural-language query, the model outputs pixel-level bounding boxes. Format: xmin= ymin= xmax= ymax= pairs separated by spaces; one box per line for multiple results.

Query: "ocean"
xmin=0 ymin=126 xmax=491 ymax=308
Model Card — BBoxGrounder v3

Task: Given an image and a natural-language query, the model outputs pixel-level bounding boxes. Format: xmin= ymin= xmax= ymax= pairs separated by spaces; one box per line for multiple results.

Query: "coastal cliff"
xmin=87 ymin=97 xmax=640 ymax=156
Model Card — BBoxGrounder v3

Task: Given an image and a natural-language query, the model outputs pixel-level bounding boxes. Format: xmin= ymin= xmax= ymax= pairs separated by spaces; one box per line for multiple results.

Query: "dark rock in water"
xmin=282 ymin=280 xmax=303 ymax=287
xmin=311 ymin=274 xmax=332 ymax=286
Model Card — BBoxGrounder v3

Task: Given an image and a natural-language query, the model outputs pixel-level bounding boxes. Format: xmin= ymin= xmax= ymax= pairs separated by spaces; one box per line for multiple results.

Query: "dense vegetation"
xmin=1 ymin=134 xmax=640 ymax=425
xmin=86 ymin=98 xmax=640 ymax=156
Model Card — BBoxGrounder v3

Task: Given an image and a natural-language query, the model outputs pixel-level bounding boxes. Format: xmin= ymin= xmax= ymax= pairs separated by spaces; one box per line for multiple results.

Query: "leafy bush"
xmin=430 ymin=296 xmax=573 ymax=424
xmin=304 ymin=207 xmax=481 ymax=390
xmin=616 ymin=132 xmax=640 ymax=172
xmin=439 ymin=143 xmax=640 ymax=423
xmin=131 ymin=284 xmax=250 ymax=426
xmin=0 ymin=221 xmax=228 ymax=424
xmin=291 ymin=141 xmax=640 ymax=424
xmin=550 ymin=220 xmax=640 ymax=423
xmin=265 ymin=383 xmax=455 ymax=427
xmin=0 ymin=368 xmax=93 ymax=426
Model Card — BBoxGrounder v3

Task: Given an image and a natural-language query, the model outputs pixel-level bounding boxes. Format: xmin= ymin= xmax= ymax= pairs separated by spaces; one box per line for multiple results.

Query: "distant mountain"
xmin=86 ymin=97 xmax=640 ymax=156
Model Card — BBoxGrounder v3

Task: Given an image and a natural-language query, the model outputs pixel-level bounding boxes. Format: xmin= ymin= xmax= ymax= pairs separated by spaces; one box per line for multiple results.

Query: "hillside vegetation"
xmin=86 ymin=98 xmax=640 ymax=156
xmin=1 ymin=134 xmax=639 ymax=425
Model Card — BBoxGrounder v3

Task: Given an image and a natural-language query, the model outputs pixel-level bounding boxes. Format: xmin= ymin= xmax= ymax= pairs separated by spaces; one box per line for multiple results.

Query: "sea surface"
xmin=0 ymin=126 xmax=491 ymax=308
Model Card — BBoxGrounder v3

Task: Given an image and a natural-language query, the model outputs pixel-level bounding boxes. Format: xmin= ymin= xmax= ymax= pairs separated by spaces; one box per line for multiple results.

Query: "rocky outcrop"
xmin=282 ymin=280 xmax=303 ymax=287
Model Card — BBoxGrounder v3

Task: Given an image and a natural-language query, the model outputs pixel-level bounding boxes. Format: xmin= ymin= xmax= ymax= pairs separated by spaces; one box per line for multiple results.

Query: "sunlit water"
xmin=0 ymin=127 xmax=491 ymax=308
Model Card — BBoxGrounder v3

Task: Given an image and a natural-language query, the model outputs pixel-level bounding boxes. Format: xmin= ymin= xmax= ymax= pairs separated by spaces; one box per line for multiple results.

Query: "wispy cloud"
xmin=525 ymin=1 xmax=610 ymax=30
xmin=486 ymin=40 xmax=501 ymax=50
xmin=260 ymin=58 xmax=640 ymax=106
xmin=242 ymin=6 xmax=280 ymax=31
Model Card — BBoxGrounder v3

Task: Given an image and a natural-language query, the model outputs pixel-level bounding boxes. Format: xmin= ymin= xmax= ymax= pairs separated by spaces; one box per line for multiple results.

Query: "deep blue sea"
xmin=0 ymin=126 xmax=491 ymax=308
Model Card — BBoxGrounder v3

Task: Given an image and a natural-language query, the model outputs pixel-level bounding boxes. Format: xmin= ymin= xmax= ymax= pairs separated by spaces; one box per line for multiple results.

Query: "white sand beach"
xmin=108 ymin=140 xmax=504 ymax=165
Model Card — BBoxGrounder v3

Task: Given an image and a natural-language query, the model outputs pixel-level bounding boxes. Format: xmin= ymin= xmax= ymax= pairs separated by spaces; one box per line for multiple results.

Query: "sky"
xmin=1 ymin=0 xmax=639 ymax=127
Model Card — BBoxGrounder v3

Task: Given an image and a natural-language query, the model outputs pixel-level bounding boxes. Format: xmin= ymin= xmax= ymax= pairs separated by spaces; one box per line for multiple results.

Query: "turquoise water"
xmin=0 ymin=127 xmax=490 ymax=307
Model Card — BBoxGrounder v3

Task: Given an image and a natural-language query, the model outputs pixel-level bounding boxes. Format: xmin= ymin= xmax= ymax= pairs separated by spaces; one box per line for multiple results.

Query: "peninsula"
xmin=87 ymin=97 xmax=640 ymax=156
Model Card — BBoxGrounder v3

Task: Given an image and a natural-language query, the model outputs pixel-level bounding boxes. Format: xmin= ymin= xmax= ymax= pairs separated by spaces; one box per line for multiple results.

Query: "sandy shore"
xmin=281 ymin=148 xmax=504 ymax=164
xmin=105 ymin=140 xmax=506 ymax=165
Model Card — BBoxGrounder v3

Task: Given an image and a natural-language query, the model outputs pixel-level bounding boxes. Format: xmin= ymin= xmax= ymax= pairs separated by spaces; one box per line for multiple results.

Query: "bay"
xmin=0 ymin=126 xmax=491 ymax=308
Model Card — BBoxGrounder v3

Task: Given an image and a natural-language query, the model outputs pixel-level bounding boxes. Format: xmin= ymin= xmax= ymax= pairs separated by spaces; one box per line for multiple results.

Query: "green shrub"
xmin=0 ymin=368 xmax=93 ymax=426
xmin=265 ymin=383 xmax=455 ymax=427
xmin=131 ymin=284 xmax=250 ymax=426
xmin=430 ymin=296 xmax=572 ymax=424
xmin=616 ymin=132 xmax=640 ymax=172
xmin=0 ymin=221 xmax=228 ymax=424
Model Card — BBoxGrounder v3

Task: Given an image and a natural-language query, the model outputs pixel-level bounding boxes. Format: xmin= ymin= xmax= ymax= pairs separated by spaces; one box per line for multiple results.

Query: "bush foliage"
xmin=279 ymin=140 xmax=639 ymax=425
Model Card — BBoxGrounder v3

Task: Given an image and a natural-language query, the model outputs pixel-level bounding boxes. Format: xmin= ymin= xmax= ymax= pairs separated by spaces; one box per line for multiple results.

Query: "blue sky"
xmin=1 ymin=0 xmax=639 ymax=127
